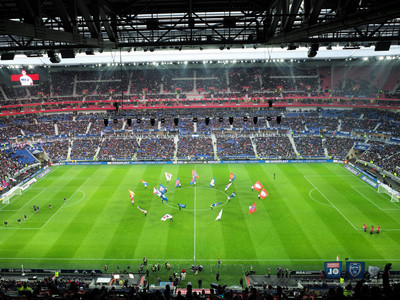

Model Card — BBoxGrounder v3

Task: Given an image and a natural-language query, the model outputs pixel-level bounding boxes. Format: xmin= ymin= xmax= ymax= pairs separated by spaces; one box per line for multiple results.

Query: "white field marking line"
xmin=306 ymin=175 xmax=355 ymax=177
xmin=63 ymin=190 xmax=86 ymax=208
xmin=0 ymin=189 xmax=44 ymax=211
xmin=304 ymin=176 xmax=359 ymax=231
xmin=193 ymin=168 xmax=197 ymax=262
xmin=19 ymin=189 xmax=47 ymax=210
xmin=0 ymin=227 xmax=41 ymax=230
xmin=351 ymin=186 xmax=400 ymax=211
xmin=162 ymin=186 xmax=229 ymax=211
xmin=40 ymin=177 xmax=90 ymax=229
xmin=308 ymin=188 xmax=333 ymax=207
xmin=352 ymin=183 xmax=400 ymax=209
xmin=1 ymin=257 xmax=400 ymax=262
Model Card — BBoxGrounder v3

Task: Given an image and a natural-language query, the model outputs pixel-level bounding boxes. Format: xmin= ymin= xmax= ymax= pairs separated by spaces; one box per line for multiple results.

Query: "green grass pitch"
xmin=1 ymin=163 xmax=399 ymax=285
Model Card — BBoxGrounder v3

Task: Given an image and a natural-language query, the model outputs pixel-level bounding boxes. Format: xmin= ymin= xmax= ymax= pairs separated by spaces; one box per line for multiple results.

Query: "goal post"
xmin=377 ymin=183 xmax=400 ymax=203
xmin=1 ymin=186 xmax=22 ymax=205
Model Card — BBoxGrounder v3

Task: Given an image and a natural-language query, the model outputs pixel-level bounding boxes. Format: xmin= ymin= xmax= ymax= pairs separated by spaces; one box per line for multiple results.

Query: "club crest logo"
xmin=349 ymin=263 xmax=362 ymax=277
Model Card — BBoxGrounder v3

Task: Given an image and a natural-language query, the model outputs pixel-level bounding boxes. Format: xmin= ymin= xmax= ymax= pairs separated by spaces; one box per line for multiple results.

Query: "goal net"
xmin=378 ymin=183 xmax=400 ymax=203
xmin=1 ymin=186 xmax=22 ymax=205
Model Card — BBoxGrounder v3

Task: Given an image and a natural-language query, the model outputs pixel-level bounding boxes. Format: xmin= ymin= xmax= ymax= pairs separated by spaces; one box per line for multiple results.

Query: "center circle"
xmin=159 ymin=186 xmax=230 ymax=211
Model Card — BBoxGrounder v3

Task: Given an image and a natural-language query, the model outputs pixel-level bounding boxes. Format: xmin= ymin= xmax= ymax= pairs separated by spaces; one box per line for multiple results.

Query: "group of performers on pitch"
xmin=363 ymin=223 xmax=381 ymax=234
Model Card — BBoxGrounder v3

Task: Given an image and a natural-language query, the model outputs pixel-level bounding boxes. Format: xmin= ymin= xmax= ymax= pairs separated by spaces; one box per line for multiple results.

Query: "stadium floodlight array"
xmin=377 ymin=182 xmax=400 ymax=202
xmin=1 ymin=186 xmax=22 ymax=205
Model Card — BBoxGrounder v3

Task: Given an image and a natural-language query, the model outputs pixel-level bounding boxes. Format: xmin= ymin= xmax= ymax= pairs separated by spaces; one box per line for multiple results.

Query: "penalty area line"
xmin=40 ymin=177 xmax=90 ymax=229
xmin=304 ymin=176 xmax=359 ymax=231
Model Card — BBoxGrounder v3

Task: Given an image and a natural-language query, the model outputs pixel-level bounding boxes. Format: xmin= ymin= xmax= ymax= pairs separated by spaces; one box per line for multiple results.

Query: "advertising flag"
xmin=249 ymin=202 xmax=257 ymax=214
xmin=161 ymin=214 xmax=173 ymax=221
xmin=141 ymin=179 xmax=149 ymax=188
xmin=254 ymin=181 xmax=263 ymax=191
xmin=178 ymin=203 xmax=187 ymax=209
xmin=175 ymin=178 xmax=181 ymax=188
xmin=161 ymin=194 xmax=168 ymax=201
xmin=229 ymin=172 xmax=236 ymax=182
xmin=165 ymin=172 xmax=172 ymax=182
xmin=210 ymin=177 xmax=215 ymax=187
xmin=130 ymin=195 xmax=134 ymax=206
xmin=230 ymin=192 xmax=236 ymax=198
xmin=215 ymin=209 xmax=223 ymax=221
xmin=346 ymin=262 xmax=365 ymax=279
xmin=190 ymin=176 xmax=196 ymax=185
xmin=192 ymin=169 xmax=199 ymax=178
xmin=210 ymin=202 xmax=222 ymax=208
xmin=129 ymin=189 xmax=135 ymax=197
xmin=324 ymin=262 xmax=342 ymax=279
xmin=259 ymin=188 xmax=268 ymax=199
xmin=137 ymin=206 xmax=147 ymax=215
xmin=159 ymin=184 xmax=167 ymax=194
xmin=225 ymin=182 xmax=232 ymax=191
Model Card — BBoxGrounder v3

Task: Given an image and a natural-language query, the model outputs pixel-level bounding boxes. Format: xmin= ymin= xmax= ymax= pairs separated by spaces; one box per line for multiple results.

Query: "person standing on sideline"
xmin=64 ymin=197 xmax=66 ymax=203
xmin=363 ymin=223 xmax=367 ymax=232
xmin=24 ymin=214 xmax=27 ymax=221
xmin=240 ymin=277 xmax=243 ymax=287
xmin=216 ymin=271 xmax=220 ymax=281
xmin=4 ymin=221 xmax=7 ymax=227
xmin=273 ymin=173 xmax=276 ymax=179
xmin=218 ymin=258 xmax=221 ymax=268
xmin=198 ymin=278 xmax=202 ymax=288
xmin=17 ymin=218 xmax=21 ymax=224
xmin=370 ymin=226 xmax=374 ymax=235
xmin=377 ymin=225 xmax=381 ymax=234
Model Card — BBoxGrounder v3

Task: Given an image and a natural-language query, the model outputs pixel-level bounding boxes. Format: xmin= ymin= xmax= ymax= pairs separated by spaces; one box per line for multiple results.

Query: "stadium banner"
xmin=346 ymin=262 xmax=365 ymax=279
xmin=390 ymin=137 xmax=400 ymax=143
xmin=348 ymin=162 xmax=378 ymax=182
xmin=36 ymin=167 xmax=52 ymax=180
xmin=353 ymin=142 xmax=370 ymax=151
xmin=265 ymin=159 xmax=333 ymax=164
xmin=20 ymin=178 xmax=37 ymax=191
xmin=324 ymin=262 xmax=342 ymax=279
xmin=57 ymin=159 xmax=338 ymax=166
xmin=360 ymin=175 xmax=378 ymax=188
xmin=344 ymin=164 xmax=360 ymax=176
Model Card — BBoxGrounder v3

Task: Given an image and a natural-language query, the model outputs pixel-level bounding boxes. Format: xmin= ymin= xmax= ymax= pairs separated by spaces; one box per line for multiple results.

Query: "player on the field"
xmin=363 ymin=223 xmax=367 ymax=232
xmin=377 ymin=225 xmax=381 ymax=234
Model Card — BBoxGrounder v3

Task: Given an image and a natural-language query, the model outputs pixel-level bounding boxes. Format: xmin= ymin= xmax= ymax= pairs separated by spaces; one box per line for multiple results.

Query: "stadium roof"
xmin=0 ymin=0 xmax=399 ymax=56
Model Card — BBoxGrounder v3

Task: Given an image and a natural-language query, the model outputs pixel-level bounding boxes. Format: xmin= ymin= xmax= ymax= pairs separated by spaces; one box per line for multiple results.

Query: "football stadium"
xmin=0 ymin=1 xmax=400 ymax=299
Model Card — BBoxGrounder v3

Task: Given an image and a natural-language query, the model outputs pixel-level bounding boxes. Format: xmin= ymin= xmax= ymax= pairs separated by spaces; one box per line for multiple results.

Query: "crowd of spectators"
xmin=42 ymin=140 xmax=69 ymax=160
xmin=70 ymin=138 xmax=100 ymax=160
xmin=216 ymin=136 xmax=255 ymax=159
xmin=323 ymin=137 xmax=362 ymax=159
xmin=136 ymin=137 xmax=175 ymax=160
xmin=254 ymin=136 xmax=295 ymax=158
xmin=177 ymin=136 xmax=214 ymax=159
xmin=294 ymin=136 xmax=325 ymax=157
xmin=360 ymin=141 xmax=400 ymax=175
xmin=98 ymin=138 xmax=138 ymax=160
xmin=0 ymin=150 xmax=22 ymax=185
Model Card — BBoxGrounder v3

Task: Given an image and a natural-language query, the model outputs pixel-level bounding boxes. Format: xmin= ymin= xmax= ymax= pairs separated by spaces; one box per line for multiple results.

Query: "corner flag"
xmin=190 ymin=176 xmax=196 ymax=185
xmin=225 ymin=182 xmax=232 ymax=191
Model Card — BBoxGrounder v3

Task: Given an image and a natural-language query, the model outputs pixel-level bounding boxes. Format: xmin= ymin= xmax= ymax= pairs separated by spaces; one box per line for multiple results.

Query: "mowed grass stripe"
xmin=1 ymin=163 xmax=400 ymax=270
xmin=40 ymin=166 xmax=118 ymax=259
